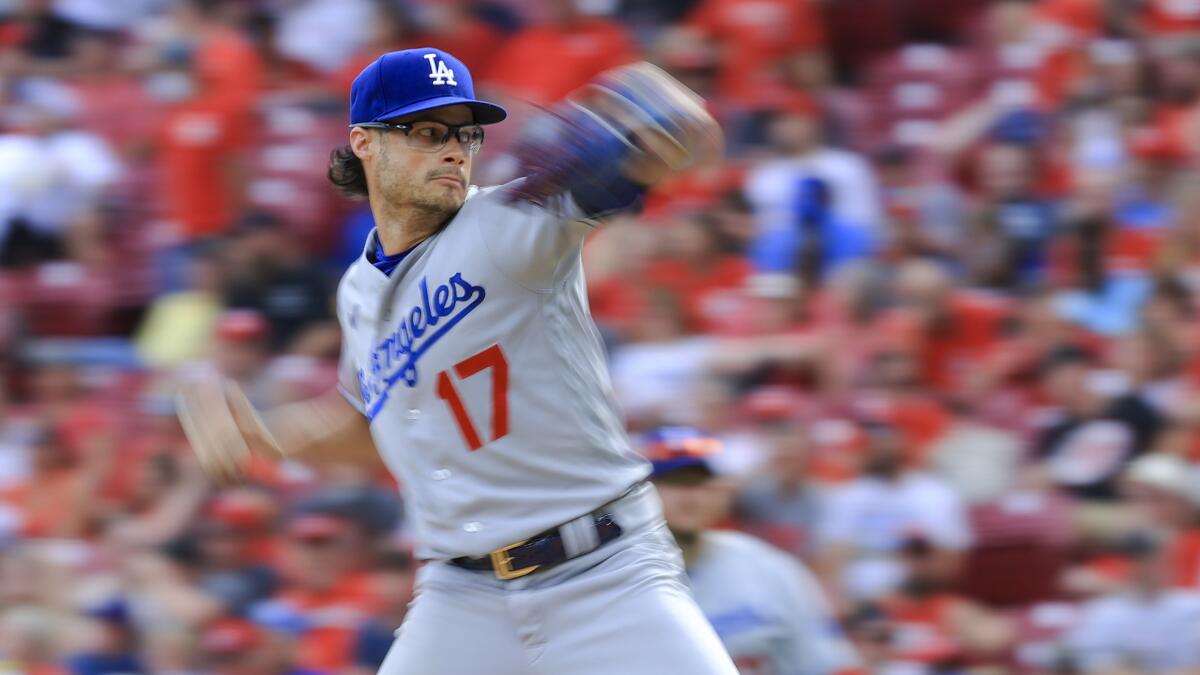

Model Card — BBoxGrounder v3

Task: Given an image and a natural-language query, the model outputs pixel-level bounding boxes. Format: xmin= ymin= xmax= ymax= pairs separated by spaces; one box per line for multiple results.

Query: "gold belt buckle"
xmin=489 ymin=539 xmax=540 ymax=580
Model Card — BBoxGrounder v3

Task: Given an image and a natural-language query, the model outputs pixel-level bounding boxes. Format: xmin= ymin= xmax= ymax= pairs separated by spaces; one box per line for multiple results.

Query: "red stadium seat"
xmin=19 ymin=263 xmax=119 ymax=336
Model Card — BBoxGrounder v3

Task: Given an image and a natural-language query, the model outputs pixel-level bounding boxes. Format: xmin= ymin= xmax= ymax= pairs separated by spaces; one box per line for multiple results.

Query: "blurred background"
xmin=8 ymin=0 xmax=1200 ymax=673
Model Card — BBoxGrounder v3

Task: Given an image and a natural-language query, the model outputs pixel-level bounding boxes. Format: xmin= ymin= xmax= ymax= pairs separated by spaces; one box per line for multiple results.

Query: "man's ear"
xmin=350 ymin=127 xmax=372 ymax=160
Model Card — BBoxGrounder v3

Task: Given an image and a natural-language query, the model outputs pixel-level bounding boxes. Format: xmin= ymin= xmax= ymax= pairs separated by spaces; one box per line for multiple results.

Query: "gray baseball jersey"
xmin=335 ymin=181 xmax=650 ymax=560
xmin=688 ymin=530 xmax=860 ymax=675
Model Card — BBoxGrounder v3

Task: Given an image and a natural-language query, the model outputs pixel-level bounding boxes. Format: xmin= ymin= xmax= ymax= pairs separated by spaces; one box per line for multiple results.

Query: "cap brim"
xmin=650 ymin=457 xmax=715 ymax=478
xmin=361 ymin=96 xmax=507 ymax=126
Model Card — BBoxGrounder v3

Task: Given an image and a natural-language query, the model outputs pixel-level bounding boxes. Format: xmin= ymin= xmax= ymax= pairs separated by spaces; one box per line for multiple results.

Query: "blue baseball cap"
xmin=643 ymin=427 xmax=722 ymax=477
xmin=349 ymin=48 xmax=507 ymax=127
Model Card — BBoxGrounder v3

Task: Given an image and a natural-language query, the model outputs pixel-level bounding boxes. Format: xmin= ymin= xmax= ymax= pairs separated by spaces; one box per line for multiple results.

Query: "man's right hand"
xmin=176 ymin=374 xmax=283 ymax=485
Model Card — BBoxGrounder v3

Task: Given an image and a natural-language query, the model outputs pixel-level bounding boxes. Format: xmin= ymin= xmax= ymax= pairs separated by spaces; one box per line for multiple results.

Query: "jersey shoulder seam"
xmin=469 ymin=183 xmax=564 ymax=296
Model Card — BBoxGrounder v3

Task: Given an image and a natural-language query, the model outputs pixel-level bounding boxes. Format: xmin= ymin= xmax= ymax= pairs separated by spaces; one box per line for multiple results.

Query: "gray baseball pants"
xmin=377 ymin=482 xmax=738 ymax=674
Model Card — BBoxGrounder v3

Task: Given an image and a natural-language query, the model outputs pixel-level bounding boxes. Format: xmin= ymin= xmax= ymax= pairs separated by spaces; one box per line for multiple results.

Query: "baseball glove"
xmin=507 ymin=62 xmax=722 ymax=204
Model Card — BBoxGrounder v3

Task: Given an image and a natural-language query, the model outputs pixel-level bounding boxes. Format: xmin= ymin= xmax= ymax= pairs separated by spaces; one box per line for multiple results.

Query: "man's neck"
xmin=371 ymin=200 xmax=454 ymax=256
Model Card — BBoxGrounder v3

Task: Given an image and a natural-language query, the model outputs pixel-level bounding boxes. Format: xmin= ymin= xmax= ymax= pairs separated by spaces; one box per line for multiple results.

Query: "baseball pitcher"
xmin=177 ymin=48 xmax=735 ymax=674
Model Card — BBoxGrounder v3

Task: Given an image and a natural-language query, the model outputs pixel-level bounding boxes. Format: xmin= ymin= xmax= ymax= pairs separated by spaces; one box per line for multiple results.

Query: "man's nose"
xmin=442 ymin=142 xmax=467 ymax=164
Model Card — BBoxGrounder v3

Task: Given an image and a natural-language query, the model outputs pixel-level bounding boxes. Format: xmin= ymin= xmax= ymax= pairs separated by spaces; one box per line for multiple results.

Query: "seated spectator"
xmin=744 ymin=94 xmax=883 ymax=238
xmin=200 ymin=309 xmax=275 ymax=406
xmin=0 ymin=79 xmax=122 ymax=269
xmin=849 ymin=347 xmax=951 ymax=469
xmin=843 ymin=603 xmax=901 ymax=675
xmin=1146 ymin=38 xmax=1200 ymax=158
xmin=1139 ymin=280 xmax=1197 ymax=375
xmin=1123 ymin=451 xmax=1200 ymax=588
xmin=11 ymin=0 xmax=85 ymax=63
xmin=735 ymin=388 xmax=824 ymax=557
xmin=112 ymin=491 xmax=276 ymax=629
xmin=807 ymin=262 xmax=890 ymax=391
xmin=749 ymin=176 xmax=878 ymax=288
xmin=964 ymin=140 xmax=1058 ymax=292
xmin=647 ymin=213 xmax=752 ymax=333
xmin=0 ymin=384 xmax=39 ymax=493
xmin=103 ymin=444 xmax=209 ymax=550
xmin=1069 ymin=530 xmax=1200 ymax=674
xmin=59 ymin=27 xmax=160 ymax=154
xmin=816 ymin=420 xmax=972 ymax=604
xmin=1115 ymin=127 xmax=1183 ymax=232
xmin=0 ymin=423 xmax=101 ymax=540
xmin=261 ymin=513 xmax=376 ymax=673
xmin=181 ymin=496 xmax=279 ymax=619
xmin=875 ymin=145 xmax=966 ymax=263
xmin=1112 ymin=327 xmax=1187 ymax=417
xmin=134 ymin=242 xmax=225 ymax=367
xmin=869 ymin=536 xmax=1015 ymax=669
xmin=291 ymin=479 xmax=403 ymax=545
xmin=1033 ymin=345 xmax=1161 ymax=502
xmin=223 ymin=212 xmax=338 ymax=356
xmin=609 ymin=288 xmax=718 ymax=427
xmin=1049 ymin=191 xmax=1156 ymax=336
xmin=884 ymin=259 xmax=1012 ymax=394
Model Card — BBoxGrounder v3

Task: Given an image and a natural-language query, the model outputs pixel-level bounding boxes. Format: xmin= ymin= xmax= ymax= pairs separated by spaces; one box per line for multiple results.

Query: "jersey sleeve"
xmin=774 ymin=555 xmax=862 ymax=675
xmin=473 ymin=181 xmax=642 ymax=292
xmin=333 ymin=270 xmax=367 ymax=417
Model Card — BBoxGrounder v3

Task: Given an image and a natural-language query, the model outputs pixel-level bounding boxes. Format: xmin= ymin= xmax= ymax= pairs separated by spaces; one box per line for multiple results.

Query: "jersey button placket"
xmin=462 ymin=521 xmax=483 ymax=533
xmin=431 ymin=468 xmax=452 ymax=481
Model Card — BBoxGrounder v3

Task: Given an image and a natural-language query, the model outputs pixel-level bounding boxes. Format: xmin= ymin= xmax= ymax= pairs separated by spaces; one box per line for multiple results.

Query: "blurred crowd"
xmin=11 ymin=0 xmax=1200 ymax=673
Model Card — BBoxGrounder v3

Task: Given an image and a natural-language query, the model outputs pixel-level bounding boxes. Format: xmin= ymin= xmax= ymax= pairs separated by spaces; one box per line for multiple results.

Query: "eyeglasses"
xmin=357 ymin=120 xmax=485 ymax=154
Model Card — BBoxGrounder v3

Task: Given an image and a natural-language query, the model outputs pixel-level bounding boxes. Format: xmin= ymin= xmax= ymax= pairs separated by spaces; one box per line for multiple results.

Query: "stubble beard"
xmin=378 ymin=173 xmax=465 ymax=228
xmin=377 ymin=141 xmax=466 ymax=222
xmin=410 ymin=184 xmax=464 ymax=217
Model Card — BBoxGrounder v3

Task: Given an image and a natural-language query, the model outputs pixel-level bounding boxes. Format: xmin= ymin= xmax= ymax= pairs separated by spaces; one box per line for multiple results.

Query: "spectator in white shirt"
xmin=0 ymin=78 xmax=121 ymax=267
xmin=744 ymin=95 xmax=884 ymax=239
xmin=1070 ymin=530 xmax=1200 ymax=674
xmin=816 ymin=421 xmax=972 ymax=604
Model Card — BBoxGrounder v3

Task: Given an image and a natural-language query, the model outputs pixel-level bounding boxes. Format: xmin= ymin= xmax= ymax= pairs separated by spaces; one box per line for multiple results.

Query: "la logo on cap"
xmin=424 ymin=53 xmax=457 ymax=86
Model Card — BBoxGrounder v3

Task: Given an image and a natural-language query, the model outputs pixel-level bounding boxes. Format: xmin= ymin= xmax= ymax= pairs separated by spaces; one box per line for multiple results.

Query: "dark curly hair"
xmin=328 ymin=144 xmax=369 ymax=199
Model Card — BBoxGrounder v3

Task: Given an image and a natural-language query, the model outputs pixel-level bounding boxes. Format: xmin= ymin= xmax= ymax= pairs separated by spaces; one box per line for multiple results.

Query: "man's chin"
xmin=413 ymin=194 xmax=465 ymax=216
